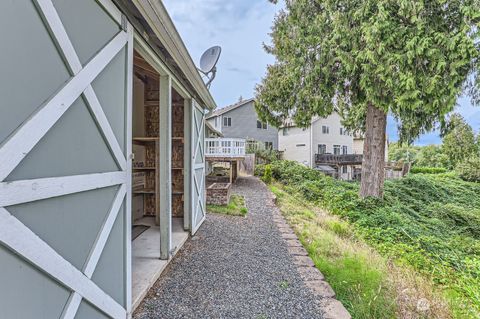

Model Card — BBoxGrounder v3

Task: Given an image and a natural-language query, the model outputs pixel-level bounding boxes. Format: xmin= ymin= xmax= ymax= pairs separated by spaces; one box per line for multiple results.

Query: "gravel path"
xmin=133 ymin=176 xmax=325 ymax=319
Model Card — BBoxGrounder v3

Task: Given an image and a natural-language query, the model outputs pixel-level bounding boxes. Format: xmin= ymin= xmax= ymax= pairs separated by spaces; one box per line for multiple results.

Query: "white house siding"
xmin=278 ymin=126 xmax=312 ymax=167
xmin=311 ymin=113 xmax=354 ymax=158
xmin=311 ymin=113 xmax=354 ymax=179
xmin=353 ymin=136 xmax=389 ymax=161
xmin=353 ymin=138 xmax=364 ymax=154
xmin=278 ymin=113 xmax=357 ymax=179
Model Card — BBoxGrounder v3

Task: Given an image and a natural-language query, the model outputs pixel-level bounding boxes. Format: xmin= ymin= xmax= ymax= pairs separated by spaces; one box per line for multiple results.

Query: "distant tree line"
xmin=389 ymin=113 xmax=480 ymax=181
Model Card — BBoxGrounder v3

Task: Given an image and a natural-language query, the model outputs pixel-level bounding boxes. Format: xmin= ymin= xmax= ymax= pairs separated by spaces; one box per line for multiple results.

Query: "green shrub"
xmin=410 ymin=166 xmax=448 ymax=174
xmin=262 ymin=164 xmax=272 ymax=184
xmin=268 ymin=160 xmax=480 ymax=316
xmin=254 ymin=163 xmax=266 ymax=177
xmin=456 ymin=156 xmax=480 ymax=182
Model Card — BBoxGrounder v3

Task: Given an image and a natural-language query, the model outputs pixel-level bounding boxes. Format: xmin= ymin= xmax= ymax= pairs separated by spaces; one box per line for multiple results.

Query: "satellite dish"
xmin=198 ymin=46 xmax=221 ymax=89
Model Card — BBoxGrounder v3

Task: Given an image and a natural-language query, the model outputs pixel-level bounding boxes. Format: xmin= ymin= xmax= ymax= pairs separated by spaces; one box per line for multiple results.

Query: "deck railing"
xmin=315 ymin=154 xmax=363 ymax=165
xmin=205 ymin=138 xmax=246 ymax=157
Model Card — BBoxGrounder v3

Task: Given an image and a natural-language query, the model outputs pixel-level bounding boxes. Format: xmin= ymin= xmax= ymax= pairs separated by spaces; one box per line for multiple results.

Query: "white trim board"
xmin=0 ymin=172 xmax=126 ymax=207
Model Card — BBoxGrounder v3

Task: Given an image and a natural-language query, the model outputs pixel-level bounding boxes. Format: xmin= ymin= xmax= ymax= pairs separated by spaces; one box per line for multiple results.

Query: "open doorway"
xmin=130 ymin=49 xmax=189 ymax=309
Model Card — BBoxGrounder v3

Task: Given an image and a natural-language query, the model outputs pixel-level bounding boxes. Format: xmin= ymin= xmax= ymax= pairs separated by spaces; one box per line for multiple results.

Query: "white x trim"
xmin=62 ymin=184 xmax=127 ymax=319
xmin=0 ymin=207 xmax=126 ymax=318
xmin=0 ymin=31 xmax=127 ymax=181
xmin=35 ymin=0 xmax=127 ymax=171
xmin=191 ymin=104 xmax=206 ymax=234
xmin=0 ymin=1 xmax=132 ymax=318
xmin=0 ymin=172 xmax=125 ymax=207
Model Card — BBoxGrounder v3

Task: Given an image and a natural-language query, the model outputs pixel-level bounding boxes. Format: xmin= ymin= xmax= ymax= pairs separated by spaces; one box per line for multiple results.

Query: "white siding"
xmin=353 ymin=138 xmax=364 ymax=154
xmin=311 ymin=113 xmax=354 ymax=162
xmin=353 ymin=136 xmax=390 ymax=161
xmin=278 ymin=126 xmax=312 ymax=167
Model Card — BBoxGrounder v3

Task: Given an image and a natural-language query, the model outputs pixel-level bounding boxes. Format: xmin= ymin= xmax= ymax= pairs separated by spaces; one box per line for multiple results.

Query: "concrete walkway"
xmin=133 ymin=177 xmax=349 ymax=319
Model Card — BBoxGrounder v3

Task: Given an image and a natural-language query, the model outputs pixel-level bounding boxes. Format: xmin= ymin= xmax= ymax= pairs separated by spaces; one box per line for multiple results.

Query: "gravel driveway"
xmin=133 ymin=176 xmax=325 ymax=319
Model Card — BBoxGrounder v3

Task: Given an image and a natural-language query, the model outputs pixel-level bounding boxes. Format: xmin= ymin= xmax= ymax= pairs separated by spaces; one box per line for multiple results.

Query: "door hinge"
xmin=121 ymin=14 xmax=128 ymax=32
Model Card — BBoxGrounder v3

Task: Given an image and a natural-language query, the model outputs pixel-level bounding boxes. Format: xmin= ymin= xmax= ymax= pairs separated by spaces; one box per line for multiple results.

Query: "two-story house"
xmin=206 ymin=98 xmax=279 ymax=150
xmin=279 ymin=113 xmax=361 ymax=180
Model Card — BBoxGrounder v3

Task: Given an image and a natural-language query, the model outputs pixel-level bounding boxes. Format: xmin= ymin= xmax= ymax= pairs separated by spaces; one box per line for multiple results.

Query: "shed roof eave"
xmin=124 ymin=0 xmax=216 ymax=110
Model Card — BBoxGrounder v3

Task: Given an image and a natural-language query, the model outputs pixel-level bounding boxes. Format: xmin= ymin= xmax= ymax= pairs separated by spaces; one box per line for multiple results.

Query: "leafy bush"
xmin=262 ymin=164 xmax=273 ymax=184
xmin=410 ymin=166 xmax=448 ymax=174
xmin=456 ymin=156 xmax=480 ymax=182
xmin=254 ymin=163 xmax=266 ymax=177
xmin=269 ymin=160 xmax=480 ymax=317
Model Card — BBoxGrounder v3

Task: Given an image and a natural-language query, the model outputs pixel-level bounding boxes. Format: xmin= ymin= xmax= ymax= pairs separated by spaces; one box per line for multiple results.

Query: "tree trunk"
xmin=360 ymin=103 xmax=387 ymax=198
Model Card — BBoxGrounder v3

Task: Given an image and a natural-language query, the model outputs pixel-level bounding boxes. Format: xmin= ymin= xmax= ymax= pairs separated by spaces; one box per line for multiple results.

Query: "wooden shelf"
xmin=172 ymin=137 xmax=184 ymax=143
xmin=133 ymin=167 xmax=156 ymax=171
xmin=172 ymin=167 xmax=183 ymax=170
xmin=133 ymin=137 xmax=159 ymax=143
xmin=144 ymin=100 xmax=159 ymax=107
xmin=172 ymin=192 xmax=184 ymax=195
xmin=133 ymin=188 xmax=156 ymax=194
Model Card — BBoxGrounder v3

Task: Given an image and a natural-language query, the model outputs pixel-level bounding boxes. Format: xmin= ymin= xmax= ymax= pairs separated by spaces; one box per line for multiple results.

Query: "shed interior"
xmin=131 ymin=50 xmax=186 ymax=226
xmin=130 ymin=50 xmax=188 ymax=309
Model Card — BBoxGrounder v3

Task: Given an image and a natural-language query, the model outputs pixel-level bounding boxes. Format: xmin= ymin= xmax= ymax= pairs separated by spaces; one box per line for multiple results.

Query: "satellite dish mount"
xmin=198 ymin=46 xmax=221 ymax=89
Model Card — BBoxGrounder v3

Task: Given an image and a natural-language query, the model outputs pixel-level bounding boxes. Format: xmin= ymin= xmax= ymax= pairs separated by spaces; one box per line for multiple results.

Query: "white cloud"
xmin=163 ymin=0 xmax=280 ymax=107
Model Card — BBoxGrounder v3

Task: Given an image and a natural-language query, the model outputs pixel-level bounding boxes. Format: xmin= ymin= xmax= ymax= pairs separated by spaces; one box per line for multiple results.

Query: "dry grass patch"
xmin=271 ymin=183 xmax=452 ymax=319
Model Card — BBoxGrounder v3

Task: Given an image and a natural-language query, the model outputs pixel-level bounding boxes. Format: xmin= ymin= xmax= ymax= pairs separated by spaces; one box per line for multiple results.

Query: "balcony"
xmin=205 ymin=138 xmax=246 ymax=160
xmin=315 ymin=154 xmax=363 ymax=165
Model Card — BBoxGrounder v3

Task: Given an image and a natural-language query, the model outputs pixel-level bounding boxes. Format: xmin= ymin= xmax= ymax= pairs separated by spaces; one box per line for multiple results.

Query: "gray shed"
xmin=0 ymin=1 xmax=215 ymax=318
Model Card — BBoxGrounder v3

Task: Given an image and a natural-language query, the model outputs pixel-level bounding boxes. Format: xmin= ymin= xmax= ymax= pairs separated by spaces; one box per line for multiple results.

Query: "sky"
xmin=163 ymin=0 xmax=479 ymax=145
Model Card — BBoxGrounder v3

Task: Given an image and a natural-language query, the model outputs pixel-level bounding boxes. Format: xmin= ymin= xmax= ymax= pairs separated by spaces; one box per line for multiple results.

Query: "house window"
xmin=223 ymin=117 xmax=231 ymax=127
xmin=342 ymin=166 xmax=348 ymax=174
xmin=265 ymin=141 xmax=273 ymax=149
xmin=215 ymin=117 xmax=218 ymax=127
xmin=342 ymin=145 xmax=348 ymax=155
xmin=318 ymin=144 xmax=326 ymax=154
xmin=296 ymin=143 xmax=306 ymax=147
xmin=333 ymin=145 xmax=341 ymax=155
xmin=340 ymin=127 xmax=350 ymax=136
xmin=257 ymin=120 xmax=268 ymax=129
xmin=322 ymin=125 xmax=329 ymax=134
xmin=282 ymin=127 xmax=289 ymax=136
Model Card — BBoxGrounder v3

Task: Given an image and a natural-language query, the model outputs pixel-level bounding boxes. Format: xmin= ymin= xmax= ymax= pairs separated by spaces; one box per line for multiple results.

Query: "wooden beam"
xmin=124 ymin=24 xmax=134 ymax=315
xmin=183 ymin=99 xmax=192 ymax=231
xmin=159 ymin=74 xmax=172 ymax=260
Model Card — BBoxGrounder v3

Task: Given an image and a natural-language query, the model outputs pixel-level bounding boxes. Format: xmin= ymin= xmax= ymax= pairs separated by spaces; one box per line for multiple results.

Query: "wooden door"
xmin=191 ymin=101 xmax=207 ymax=235
xmin=0 ymin=1 xmax=133 ymax=318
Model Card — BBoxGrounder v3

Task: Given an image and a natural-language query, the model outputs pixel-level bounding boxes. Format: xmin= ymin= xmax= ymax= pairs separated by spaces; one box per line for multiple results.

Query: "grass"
xmin=271 ymin=183 xmax=451 ymax=319
xmin=207 ymin=194 xmax=248 ymax=216
xmin=261 ymin=160 xmax=480 ymax=318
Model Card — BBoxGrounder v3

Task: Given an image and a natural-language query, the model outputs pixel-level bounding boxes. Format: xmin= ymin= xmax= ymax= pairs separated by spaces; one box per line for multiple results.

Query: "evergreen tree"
xmin=256 ymin=0 xmax=479 ymax=197
xmin=442 ymin=113 xmax=478 ymax=168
